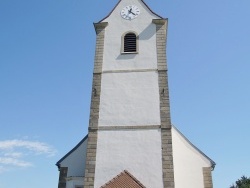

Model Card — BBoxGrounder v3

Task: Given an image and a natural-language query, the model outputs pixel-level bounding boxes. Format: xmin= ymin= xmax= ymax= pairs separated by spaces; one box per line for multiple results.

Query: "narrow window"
xmin=123 ymin=32 xmax=137 ymax=53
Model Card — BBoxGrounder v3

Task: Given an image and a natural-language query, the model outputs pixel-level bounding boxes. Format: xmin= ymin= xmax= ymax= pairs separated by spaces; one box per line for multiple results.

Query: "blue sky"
xmin=0 ymin=0 xmax=250 ymax=187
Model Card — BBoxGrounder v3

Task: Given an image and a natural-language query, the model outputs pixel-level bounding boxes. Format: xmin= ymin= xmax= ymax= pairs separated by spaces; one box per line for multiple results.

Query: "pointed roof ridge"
xmin=172 ymin=125 xmax=216 ymax=170
xmin=56 ymin=134 xmax=88 ymax=168
xmin=100 ymin=170 xmax=146 ymax=188
xmin=98 ymin=0 xmax=163 ymax=23
xmin=123 ymin=170 xmax=146 ymax=188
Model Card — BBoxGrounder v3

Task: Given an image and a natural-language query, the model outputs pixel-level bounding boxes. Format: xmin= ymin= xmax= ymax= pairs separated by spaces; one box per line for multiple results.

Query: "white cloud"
xmin=4 ymin=152 xmax=23 ymax=158
xmin=0 ymin=139 xmax=57 ymax=173
xmin=0 ymin=140 xmax=56 ymax=156
xmin=0 ymin=157 xmax=32 ymax=167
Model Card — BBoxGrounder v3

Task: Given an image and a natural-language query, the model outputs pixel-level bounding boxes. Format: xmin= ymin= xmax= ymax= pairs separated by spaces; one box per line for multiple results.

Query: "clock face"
xmin=121 ymin=5 xmax=140 ymax=20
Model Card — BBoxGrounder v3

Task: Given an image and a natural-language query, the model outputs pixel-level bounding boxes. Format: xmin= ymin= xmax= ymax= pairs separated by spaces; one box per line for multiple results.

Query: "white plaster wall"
xmin=172 ymin=127 xmax=212 ymax=188
xmin=102 ymin=0 xmax=160 ymax=71
xmin=98 ymin=71 xmax=161 ymax=126
xmin=60 ymin=138 xmax=88 ymax=177
xmin=94 ymin=129 xmax=164 ymax=188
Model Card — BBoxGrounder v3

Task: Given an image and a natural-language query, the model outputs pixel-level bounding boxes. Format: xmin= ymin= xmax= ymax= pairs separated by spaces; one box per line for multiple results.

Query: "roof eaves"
xmin=98 ymin=0 xmax=122 ymax=23
xmin=141 ymin=0 xmax=163 ymax=19
xmin=55 ymin=134 xmax=88 ymax=169
xmin=172 ymin=125 xmax=216 ymax=170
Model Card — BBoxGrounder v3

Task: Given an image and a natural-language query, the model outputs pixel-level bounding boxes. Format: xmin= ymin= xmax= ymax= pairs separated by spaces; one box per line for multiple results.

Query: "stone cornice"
xmin=93 ymin=22 xmax=108 ymax=34
xmin=89 ymin=125 xmax=161 ymax=131
xmin=152 ymin=19 xmax=168 ymax=25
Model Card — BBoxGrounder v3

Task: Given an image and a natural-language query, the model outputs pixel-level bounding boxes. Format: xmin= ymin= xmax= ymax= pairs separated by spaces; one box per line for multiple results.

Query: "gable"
xmin=172 ymin=126 xmax=216 ymax=188
xmin=99 ymin=0 xmax=163 ymax=23
xmin=56 ymin=135 xmax=88 ymax=167
xmin=56 ymin=135 xmax=88 ymax=177
xmin=172 ymin=126 xmax=216 ymax=168
xmin=100 ymin=170 xmax=146 ymax=188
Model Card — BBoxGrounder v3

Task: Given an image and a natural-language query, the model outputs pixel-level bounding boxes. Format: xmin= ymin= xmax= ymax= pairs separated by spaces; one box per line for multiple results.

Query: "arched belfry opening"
xmin=123 ymin=32 xmax=138 ymax=53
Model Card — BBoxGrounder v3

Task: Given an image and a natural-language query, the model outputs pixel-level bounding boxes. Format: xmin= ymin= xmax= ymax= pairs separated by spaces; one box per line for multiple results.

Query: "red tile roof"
xmin=100 ymin=170 xmax=146 ymax=188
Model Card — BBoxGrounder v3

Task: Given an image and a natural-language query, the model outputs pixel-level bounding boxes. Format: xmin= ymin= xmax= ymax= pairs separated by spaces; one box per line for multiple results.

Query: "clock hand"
xmin=128 ymin=8 xmax=136 ymax=16
xmin=130 ymin=11 xmax=135 ymax=15
xmin=128 ymin=8 xmax=132 ymax=14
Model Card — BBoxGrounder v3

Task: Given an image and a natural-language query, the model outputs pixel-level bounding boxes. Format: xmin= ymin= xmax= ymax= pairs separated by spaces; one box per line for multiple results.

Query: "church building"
xmin=56 ymin=0 xmax=216 ymax=188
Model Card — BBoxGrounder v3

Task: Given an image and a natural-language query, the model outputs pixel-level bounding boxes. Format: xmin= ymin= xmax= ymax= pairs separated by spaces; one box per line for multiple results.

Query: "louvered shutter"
xmin=124 ymin=33 xmax=137 ymax=52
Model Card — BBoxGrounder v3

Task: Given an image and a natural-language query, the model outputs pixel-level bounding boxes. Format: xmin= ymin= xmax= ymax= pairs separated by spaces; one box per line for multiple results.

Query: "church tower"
xmin=56 ymin=1 xmax=215 ymax=188
xmin=84 ymin=0 xmax=174 ymax=187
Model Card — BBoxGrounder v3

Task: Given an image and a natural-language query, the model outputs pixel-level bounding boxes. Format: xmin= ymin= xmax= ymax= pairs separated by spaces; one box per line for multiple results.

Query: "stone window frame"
xmin=121 ymin=31 xmax=139 ymax=54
